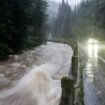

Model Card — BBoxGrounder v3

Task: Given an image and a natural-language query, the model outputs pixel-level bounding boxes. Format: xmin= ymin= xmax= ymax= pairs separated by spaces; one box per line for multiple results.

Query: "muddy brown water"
xmin=0 ymin=42 xmax=73 ymax=105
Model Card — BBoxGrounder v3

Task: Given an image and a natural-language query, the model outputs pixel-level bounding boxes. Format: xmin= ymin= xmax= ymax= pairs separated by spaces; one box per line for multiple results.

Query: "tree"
xmin=28 ymin=0 xmax=48 ymax=46
xmin=72 ymin=0 xmax=95 ymax=40
xmin=72 ymin=0 xmax=105 ymax=41
xmin=52 ymin=0 xmax=73 ymax=39
xmin=0 ymin=0 xmax=48 ymax=59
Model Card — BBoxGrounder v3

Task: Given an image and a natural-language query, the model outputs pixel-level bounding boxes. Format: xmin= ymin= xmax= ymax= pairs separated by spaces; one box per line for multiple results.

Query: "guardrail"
xmin=48 ymin=39 xmax=79 ymax=105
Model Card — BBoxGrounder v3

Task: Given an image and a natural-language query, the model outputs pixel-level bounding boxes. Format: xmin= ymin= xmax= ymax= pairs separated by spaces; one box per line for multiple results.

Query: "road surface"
xmin=79 ymin=43 xmax=105 ymax=105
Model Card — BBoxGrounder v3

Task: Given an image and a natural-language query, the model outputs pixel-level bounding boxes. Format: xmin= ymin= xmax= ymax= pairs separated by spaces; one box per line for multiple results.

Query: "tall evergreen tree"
xmin=0 ymin=0 xmax=48 ymax=59
xmin=52 ymin=0 xmax=72 ymax=39
xmin=29 ymin=0 xmax=48 ymax=45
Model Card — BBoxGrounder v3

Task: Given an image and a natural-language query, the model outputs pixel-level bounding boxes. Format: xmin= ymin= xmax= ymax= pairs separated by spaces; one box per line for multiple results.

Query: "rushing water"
xmin=0 ymin=42 xmax=73 ymax=105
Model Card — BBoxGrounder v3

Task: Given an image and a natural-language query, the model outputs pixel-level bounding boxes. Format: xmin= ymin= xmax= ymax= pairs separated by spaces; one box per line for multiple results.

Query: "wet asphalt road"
xmin=79 ymin=43 xmax=105 ymax=105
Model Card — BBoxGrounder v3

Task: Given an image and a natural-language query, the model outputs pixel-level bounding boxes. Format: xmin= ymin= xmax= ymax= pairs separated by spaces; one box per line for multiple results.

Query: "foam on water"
xmin=0 ymin=42 xmax=73 ymax=105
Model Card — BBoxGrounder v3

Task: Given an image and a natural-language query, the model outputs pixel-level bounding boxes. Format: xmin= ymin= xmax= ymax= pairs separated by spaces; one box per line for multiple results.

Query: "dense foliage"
xmin=51 ymin=0 xmax=73 ymax=39
xmin=50 ymin=0 xmax=105 ymax=41
xmin=72 ymin=0 xmax=105 ymax=41
xmin=0 ymin=0 xmax=47 ymax=59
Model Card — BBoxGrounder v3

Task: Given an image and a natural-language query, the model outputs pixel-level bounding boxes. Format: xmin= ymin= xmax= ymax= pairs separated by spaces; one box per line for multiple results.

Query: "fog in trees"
xmin=49 ymin=0 xmax=105 ymax=41
xmin=1 ymin=0 xmax=105 ymax=59
xmin=49 ymin=0 xmax=73 ymax=39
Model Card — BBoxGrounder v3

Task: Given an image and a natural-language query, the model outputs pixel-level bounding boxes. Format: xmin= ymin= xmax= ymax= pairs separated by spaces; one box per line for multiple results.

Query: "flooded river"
xmin=0 ymin=42 xmax=73 ymax=105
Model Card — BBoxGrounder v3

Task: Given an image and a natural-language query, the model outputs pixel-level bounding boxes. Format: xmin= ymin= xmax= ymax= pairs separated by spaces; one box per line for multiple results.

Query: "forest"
xmin=0 ymin=0 xmax=105 ymax=59
xmin=0 ymin=0 xmax=47 ymax=59
xmin=50 ymin=0 xmax=105 ymax=41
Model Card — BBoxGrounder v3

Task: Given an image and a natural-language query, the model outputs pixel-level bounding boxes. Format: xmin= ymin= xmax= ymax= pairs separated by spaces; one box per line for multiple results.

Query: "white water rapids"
xmin=0 ymin=42 xmax=73 ymax=105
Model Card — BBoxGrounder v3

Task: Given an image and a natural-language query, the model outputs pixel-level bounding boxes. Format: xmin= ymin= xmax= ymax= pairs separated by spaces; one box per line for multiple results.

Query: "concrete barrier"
xmin=60 ymin=77 xmax=74 ymax=105
xmin=47 ymin=39 xmax=79 ymax=105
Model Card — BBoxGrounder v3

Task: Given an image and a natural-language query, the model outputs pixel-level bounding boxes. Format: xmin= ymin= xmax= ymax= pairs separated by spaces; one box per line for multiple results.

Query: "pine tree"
xmin=30 ymin=0 xmax=48 ymax=45
xmin=52 ymin=0 xmax=72 ymax=39
xmin=0 ymin=0 xmax=48 ymax=59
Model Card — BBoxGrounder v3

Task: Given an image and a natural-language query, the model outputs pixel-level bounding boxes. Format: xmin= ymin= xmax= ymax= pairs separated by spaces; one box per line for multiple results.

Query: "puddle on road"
xmin=85 ymin=61 xmax=96 ymax=82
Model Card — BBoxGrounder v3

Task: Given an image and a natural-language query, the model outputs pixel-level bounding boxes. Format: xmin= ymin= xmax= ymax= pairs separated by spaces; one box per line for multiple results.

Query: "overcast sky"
xmin=49 ymin=0 xmax=82 ymax=6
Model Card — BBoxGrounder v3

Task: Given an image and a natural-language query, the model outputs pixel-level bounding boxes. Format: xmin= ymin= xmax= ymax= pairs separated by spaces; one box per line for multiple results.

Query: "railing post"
xmin=72 ymin=45 xmax=79 ymax=105
xmin=60 ymin=77 xmax=74 ymax=105
xmin=72 ymin=45 xmax=78 ymax=82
